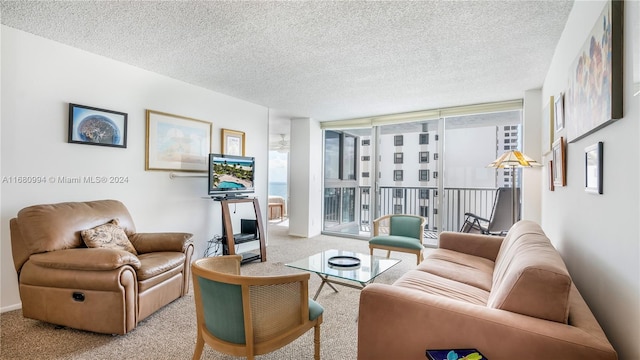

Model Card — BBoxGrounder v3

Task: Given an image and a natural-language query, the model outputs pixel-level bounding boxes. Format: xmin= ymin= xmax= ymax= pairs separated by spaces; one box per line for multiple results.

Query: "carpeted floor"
xmin=1 ymin=220 xmax=426 ymax=359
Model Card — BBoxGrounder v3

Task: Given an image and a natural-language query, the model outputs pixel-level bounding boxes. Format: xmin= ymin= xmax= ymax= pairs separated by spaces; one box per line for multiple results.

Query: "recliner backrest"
xmin=10 ymin=199 xmax=136 ymax=272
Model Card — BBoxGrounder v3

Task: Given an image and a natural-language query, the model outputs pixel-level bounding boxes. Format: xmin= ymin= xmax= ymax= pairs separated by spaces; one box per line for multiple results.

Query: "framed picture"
xmin=585 ymin=142 xmax=603 ymax=194
xmin=565 ymin=0 xmax=623 ymax=142
xmin=68 ymin=103 xmax=127 ymax=148
xmin=221 ymin=129 xmax=245 ymax=156
xmin=554 ymin=93 xmax=565 ymax=132
xmin=543 ymin=95 xmax=554 ymax=154
xmin=548 ymin=160 xmax=555 ymax=191
xmin=552 ymin=137 xmax=566 ymax=187
xmin=145 ymin=110 xmax=212 ymax=172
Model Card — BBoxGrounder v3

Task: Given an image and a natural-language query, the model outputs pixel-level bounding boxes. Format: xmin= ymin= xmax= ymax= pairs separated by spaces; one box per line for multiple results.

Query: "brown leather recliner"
xmin=10 ymin=199 xmax=194 ymax=334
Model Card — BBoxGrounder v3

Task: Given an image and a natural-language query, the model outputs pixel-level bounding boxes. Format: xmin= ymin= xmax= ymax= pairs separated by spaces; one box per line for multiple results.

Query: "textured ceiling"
xmin=1 ymin=0 xmax=574 ymax=126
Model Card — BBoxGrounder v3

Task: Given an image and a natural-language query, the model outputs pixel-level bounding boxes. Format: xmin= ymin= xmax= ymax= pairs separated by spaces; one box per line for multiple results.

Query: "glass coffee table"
xmin=285 ymin=249 xmax=401 ymax=300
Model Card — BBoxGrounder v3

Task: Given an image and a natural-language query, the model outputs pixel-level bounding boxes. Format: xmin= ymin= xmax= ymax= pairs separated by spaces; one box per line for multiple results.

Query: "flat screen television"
xmin=208 ymin=153 xmax=255 ymax=198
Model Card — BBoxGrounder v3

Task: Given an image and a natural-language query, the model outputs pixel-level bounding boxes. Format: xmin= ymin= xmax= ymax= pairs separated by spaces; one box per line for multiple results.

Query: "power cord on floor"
xmin=204 ymin=235 xmax=223 ymax=257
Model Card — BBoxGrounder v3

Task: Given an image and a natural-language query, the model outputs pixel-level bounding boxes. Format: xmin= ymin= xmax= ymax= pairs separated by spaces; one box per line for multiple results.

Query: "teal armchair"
xmin=191 ymin=255 xmax=323 ymax=360
xmin=369 ymin=214 xmax=426 ymax=265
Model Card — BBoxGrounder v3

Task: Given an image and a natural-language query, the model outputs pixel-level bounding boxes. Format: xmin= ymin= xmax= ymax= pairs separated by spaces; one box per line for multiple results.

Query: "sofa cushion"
xmin=81 ymin=219 xmax=138 ymax=255
xmin=369 ymin=235 xmax=423 ymax=250
xmin=488 ymin=220 xmax=572 ymax=323
xmin=136 ymin=251 xmax=186 ymax=281
xmin=420 ymin=249 xmax=495 ymax=291
xmin=393 ymin=269 xmax=489 ymax=305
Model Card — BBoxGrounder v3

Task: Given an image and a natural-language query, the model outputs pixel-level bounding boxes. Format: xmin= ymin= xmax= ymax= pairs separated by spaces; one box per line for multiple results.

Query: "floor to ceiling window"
xmin=323 ymin=130 xmax=364 ymax=235
xmin=321 ymin=101 xmax=523 ymax=246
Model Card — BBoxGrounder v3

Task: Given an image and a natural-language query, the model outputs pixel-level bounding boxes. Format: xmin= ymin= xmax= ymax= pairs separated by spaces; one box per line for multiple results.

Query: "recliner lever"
xmin=72 ymin=292 xmax=85 ymax=302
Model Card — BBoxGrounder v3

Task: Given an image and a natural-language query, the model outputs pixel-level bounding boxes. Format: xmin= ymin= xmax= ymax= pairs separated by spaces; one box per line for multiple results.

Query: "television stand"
xmin=217 ymin=197 xmax=266 ymax=264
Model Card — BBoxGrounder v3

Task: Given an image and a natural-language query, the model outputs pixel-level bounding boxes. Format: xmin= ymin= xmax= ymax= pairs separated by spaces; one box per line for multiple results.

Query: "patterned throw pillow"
xmin=81 ymin=219 xmax=138 ymax=255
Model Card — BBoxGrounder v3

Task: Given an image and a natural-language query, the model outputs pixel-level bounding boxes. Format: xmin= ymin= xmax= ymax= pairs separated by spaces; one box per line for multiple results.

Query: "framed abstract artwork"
xmin=68 ymin=103 xmax=127 ymax=148
xmin=145 ymin=110 xmax=212 ymax=172
xmin=565 ymin=0 xmax=623 ymax=143
xmin=585 ymin=142 xmax=603 ymax=194
xmin=221 ymin=128 xmax=245 ymax=156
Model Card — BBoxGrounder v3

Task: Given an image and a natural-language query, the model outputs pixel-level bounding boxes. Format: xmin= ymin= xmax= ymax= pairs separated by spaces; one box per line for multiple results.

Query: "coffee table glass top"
xmin=285 ymin=249 xmax=401 ymax=284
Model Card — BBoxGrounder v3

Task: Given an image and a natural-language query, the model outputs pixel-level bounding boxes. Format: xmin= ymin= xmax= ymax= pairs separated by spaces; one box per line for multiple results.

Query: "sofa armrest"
xmin=129 ymin=232 xmax=193 ymax=254
xmin=358 ymin=284 xmax=617 ymax=360
xmin=29 ymin=248 xmax=141 ymax=271
xmin=438 ymin=231 xmax=504 ymax=261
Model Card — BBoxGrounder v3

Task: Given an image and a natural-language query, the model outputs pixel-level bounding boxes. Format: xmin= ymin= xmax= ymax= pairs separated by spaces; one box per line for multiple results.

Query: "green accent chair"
xmin=191 ymin=255 xmax=323 ymax=360
xmin=369 ymin=214 xmax=426 ymax=265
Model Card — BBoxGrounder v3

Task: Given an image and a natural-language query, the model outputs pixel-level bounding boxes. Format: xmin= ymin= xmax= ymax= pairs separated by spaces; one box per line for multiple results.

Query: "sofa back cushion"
xmin=487 ymin=220 xmax=572 ymax=323
xmin=12 ymin=200 xmax=136 ymax=271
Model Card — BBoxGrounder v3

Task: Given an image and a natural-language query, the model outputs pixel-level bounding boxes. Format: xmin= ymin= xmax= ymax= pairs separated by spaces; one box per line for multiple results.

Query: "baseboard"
xmin=1 ymin=303 xmax=22 ymax=313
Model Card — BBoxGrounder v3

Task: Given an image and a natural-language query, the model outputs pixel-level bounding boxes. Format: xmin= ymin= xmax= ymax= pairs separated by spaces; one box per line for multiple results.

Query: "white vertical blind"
xmin=320 ymin=99 xmax=523 ymax=129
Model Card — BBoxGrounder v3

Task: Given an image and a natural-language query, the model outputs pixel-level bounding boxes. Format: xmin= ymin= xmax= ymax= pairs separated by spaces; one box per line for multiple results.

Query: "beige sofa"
xmin=10 ymin=199 xmax=194 ymax=334
xmin=358 ymin=220 xmax=617 ymax=360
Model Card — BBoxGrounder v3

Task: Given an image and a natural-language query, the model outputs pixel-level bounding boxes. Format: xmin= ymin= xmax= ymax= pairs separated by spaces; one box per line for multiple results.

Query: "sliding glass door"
xmin=321 ymin=105 xmax=522 ymax=245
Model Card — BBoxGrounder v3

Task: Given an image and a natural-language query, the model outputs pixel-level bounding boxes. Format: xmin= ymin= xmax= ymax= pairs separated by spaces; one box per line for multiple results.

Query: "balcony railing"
xmin=324 ymin=186 xmax=499 ymax=234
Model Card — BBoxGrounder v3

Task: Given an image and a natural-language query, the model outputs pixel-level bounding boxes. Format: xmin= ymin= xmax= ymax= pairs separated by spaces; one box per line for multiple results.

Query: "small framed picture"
xmin=548 ymin=160 xmax=555 ymax=191
xmin=221 ymin=128 xmax=245 ymax=156
xmin=585 ymin=142 xmax=603 ymax=194
xmin=68 ymin=103 xmax=127 ymax=148
xmin=554 ymin=93 xmax=565 ymax=132
xmin=552 ymin=137 xmax=566 ymax=187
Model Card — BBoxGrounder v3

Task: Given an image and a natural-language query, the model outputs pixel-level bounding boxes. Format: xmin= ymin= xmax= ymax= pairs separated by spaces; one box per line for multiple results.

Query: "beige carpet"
xmin=1 ymin=221 xmax=425 ymax=359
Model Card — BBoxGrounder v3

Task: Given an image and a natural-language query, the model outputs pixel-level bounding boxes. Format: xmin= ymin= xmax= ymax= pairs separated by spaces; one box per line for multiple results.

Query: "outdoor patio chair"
xmin=460 ymin=187 xmax=519 ymax=236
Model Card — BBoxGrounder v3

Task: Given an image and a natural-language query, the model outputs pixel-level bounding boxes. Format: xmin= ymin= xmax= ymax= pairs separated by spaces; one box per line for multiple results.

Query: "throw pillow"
xmin=81 ymin=219 xmax=138 ymax=255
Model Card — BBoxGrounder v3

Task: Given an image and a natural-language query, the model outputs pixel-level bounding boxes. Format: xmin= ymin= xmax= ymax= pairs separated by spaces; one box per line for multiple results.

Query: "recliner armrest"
xmin=29 ymin=248 xmax=141 ymax=271
xmin=129 ymin=232 xmax=193 ymax=254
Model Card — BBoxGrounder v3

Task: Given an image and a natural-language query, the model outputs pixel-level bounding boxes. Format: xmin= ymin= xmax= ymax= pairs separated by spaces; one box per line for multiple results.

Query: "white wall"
xmin=288 ymin=117 xmax=322 ymax=238
xmin=541 ymin=2 xmax=639 ymax=359
xmin=522 ymin=89 xmax=542 ymax=223
xmin=1 ymin=27 xmax=269 ymax=311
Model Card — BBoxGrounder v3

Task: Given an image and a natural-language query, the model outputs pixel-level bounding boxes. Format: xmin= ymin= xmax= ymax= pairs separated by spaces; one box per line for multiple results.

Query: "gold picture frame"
xmin=221 ymin=128 xmax=245 ymax=156
xmin=145 ymin=110 xmax=212 ymax=172
xmin=552 ymin=136 xmax=566 ymax=187
xmin=543 ymin=95 xmax=555 ymax=154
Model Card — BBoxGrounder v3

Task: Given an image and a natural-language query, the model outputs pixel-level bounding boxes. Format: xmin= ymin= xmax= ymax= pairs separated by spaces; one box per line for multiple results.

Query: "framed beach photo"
xmin=221 ymin=128 xmax=245 ymax=156
xmin=68 ymin=103 xmax=127 ymax=148
xmin=145 ymin=110 xmax=212 ymax=172
xmin=585 ymin=142 xmax=603 ymax=194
